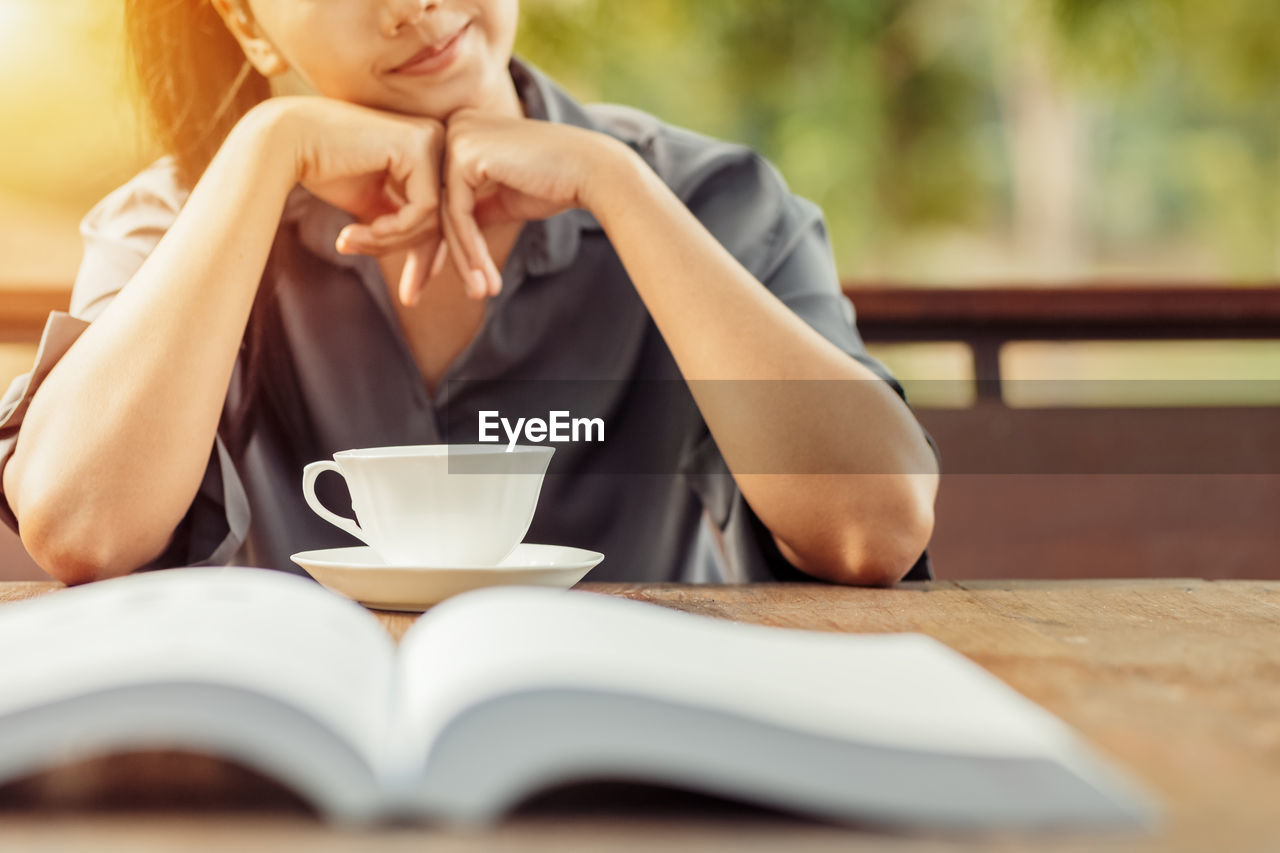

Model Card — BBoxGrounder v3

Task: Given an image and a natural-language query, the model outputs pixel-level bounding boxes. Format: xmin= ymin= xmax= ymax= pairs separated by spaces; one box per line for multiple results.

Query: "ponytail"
xmin=124 ymin=0 xmax=272 ymax=190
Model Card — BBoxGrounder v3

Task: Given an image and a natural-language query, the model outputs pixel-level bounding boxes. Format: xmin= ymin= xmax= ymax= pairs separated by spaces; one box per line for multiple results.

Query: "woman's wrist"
xmin=226 ymin=97 xmax=307 ymax=200
xmin=579 ymin=135 xmax=653 ymax=224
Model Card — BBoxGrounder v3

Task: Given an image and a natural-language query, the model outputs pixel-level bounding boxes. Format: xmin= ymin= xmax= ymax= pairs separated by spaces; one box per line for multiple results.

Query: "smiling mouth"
xmin=390 ymin=23 xmax=471 ymax=74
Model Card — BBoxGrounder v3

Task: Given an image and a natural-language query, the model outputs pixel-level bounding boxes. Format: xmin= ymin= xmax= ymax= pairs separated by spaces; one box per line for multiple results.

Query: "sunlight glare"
xmin=0 ymin=0 xmax=41 ymax=77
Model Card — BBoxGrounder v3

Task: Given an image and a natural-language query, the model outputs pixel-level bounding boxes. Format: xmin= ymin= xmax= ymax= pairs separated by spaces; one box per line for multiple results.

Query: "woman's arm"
xmin=4 ymin=99 xmax=447 ymax=584
xmin=326 ymin=111 xmax=939 ymax=587
xmin=583 ymin=150 xmax=939 ymax=587
xmin=3 ymin=110 xmax=295 ymax=583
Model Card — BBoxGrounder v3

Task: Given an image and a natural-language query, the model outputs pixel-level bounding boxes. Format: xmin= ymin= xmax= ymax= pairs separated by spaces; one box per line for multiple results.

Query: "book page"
xmin=0 ymin=567 xmax=397 ymax=766
xmin=394 ymin=587 xmax=1082 ymax=771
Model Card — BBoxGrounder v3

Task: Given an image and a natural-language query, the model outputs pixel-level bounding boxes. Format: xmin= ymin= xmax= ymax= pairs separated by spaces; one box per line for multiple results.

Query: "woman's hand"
xmin=257 ymin=97 xmax=634 ymax=304
xmin=439 ymin=110 xmax=613 ymax=299
xmin=254 ymin=96 xmax=450 ymax=305
xmin=349 ymin=108 xmax=636 ymax=302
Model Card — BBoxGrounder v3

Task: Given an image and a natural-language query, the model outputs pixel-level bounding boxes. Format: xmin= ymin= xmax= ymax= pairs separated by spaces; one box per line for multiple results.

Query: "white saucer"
xmin=289 ymin=543 xmax=605 ymax=611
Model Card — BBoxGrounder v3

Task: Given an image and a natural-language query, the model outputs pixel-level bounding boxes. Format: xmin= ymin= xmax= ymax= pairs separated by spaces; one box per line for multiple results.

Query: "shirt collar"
xmin=283 ymin=54 xmax=604 ymax=280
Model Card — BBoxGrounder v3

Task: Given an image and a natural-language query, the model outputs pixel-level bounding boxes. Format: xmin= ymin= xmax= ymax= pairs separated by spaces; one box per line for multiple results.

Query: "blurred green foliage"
xmin=517 ymin=0 xmax=1280 ymax=280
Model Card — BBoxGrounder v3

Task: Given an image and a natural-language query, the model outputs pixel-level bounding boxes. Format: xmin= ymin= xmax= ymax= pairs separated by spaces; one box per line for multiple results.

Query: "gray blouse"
xmin=0 ymin=56 xmax=937 ymax=583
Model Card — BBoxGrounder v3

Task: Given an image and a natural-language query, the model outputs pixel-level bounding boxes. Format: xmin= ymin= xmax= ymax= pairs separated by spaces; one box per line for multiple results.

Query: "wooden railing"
xmin=848 ymin=283 xmax=1280 ymax=400
xmin=0 ymin=288 xmax=68 ymax=345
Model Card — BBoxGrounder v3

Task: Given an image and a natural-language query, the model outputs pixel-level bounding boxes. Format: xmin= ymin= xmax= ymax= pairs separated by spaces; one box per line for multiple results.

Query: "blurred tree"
xmin=1048 ymin=0 xmax=1280 ymax=277
xmin=519 ymin=0 xmax=1279 ymax=280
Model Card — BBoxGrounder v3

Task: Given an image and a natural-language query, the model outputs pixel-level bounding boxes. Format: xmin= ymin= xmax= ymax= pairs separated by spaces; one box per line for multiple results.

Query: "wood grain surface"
xmin=0 ymin=578 xmax=1276 ymax=852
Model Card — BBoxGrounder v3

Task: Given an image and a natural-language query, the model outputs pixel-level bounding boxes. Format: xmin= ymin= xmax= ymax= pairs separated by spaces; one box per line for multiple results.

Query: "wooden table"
xmin=0 ymin=578 xmax=1276 ymax=852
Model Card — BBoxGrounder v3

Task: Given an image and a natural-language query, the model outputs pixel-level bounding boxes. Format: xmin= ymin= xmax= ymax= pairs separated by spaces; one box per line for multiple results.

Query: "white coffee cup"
xmin=302 ymin=444 xmax=555 ymax=566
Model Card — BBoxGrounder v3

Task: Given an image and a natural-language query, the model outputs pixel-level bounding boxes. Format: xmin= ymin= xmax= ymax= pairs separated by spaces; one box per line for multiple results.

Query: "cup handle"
xmin=302 ymin=461 xmax=372 ymax=546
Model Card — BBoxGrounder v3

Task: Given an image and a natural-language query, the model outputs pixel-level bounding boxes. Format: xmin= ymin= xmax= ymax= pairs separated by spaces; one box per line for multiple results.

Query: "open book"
xmin=0 ymin=568 xmax=1156 ymax=831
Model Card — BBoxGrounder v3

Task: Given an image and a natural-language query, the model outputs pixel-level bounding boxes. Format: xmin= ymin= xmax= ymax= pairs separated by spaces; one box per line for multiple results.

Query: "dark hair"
xmin=124 ymin=0 xmax=296 ymax=458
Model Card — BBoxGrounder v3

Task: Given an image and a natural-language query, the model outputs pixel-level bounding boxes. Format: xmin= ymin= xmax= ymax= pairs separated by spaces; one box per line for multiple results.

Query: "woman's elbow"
xmin=26 ymin=536 xmax=118 ymax=586
xmin=801 ymin=482 xmax=936 ymax=587
xmin=844 ymin=500 xmax=935 ymax=587
xmin=871 ymin=476 xmax=937 ymax=583
xmin=17 ymin=496 xmax=166 ymax=586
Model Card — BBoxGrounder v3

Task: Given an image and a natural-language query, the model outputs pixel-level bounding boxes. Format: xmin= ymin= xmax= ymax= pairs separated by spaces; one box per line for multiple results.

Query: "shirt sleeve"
xmin=0 ymin=159 xmax=250 ymax=569
xmin=674 ymin=146 xmax=939 ymax=583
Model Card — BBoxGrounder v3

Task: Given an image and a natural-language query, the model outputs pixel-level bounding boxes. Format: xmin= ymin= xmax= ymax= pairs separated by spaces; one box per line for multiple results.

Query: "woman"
xmin=0 ymin=0 xmax=939 ymax=586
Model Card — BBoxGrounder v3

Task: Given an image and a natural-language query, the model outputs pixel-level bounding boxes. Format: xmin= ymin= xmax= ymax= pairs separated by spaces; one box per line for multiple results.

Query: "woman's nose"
xmin=384 ymin=0 xmax=438 ymax=38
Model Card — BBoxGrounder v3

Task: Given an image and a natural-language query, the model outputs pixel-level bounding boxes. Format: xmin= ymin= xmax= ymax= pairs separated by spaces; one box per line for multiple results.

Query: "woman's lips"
xmin=390 ymin=23 xmax=471 ymax=76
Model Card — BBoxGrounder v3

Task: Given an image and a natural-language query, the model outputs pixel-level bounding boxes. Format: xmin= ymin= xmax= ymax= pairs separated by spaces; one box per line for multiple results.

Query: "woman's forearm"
xmin=585 ymin=148 xmax=939 ymax=586
xmin=4 ymin=106 xmax=298 ymax=583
